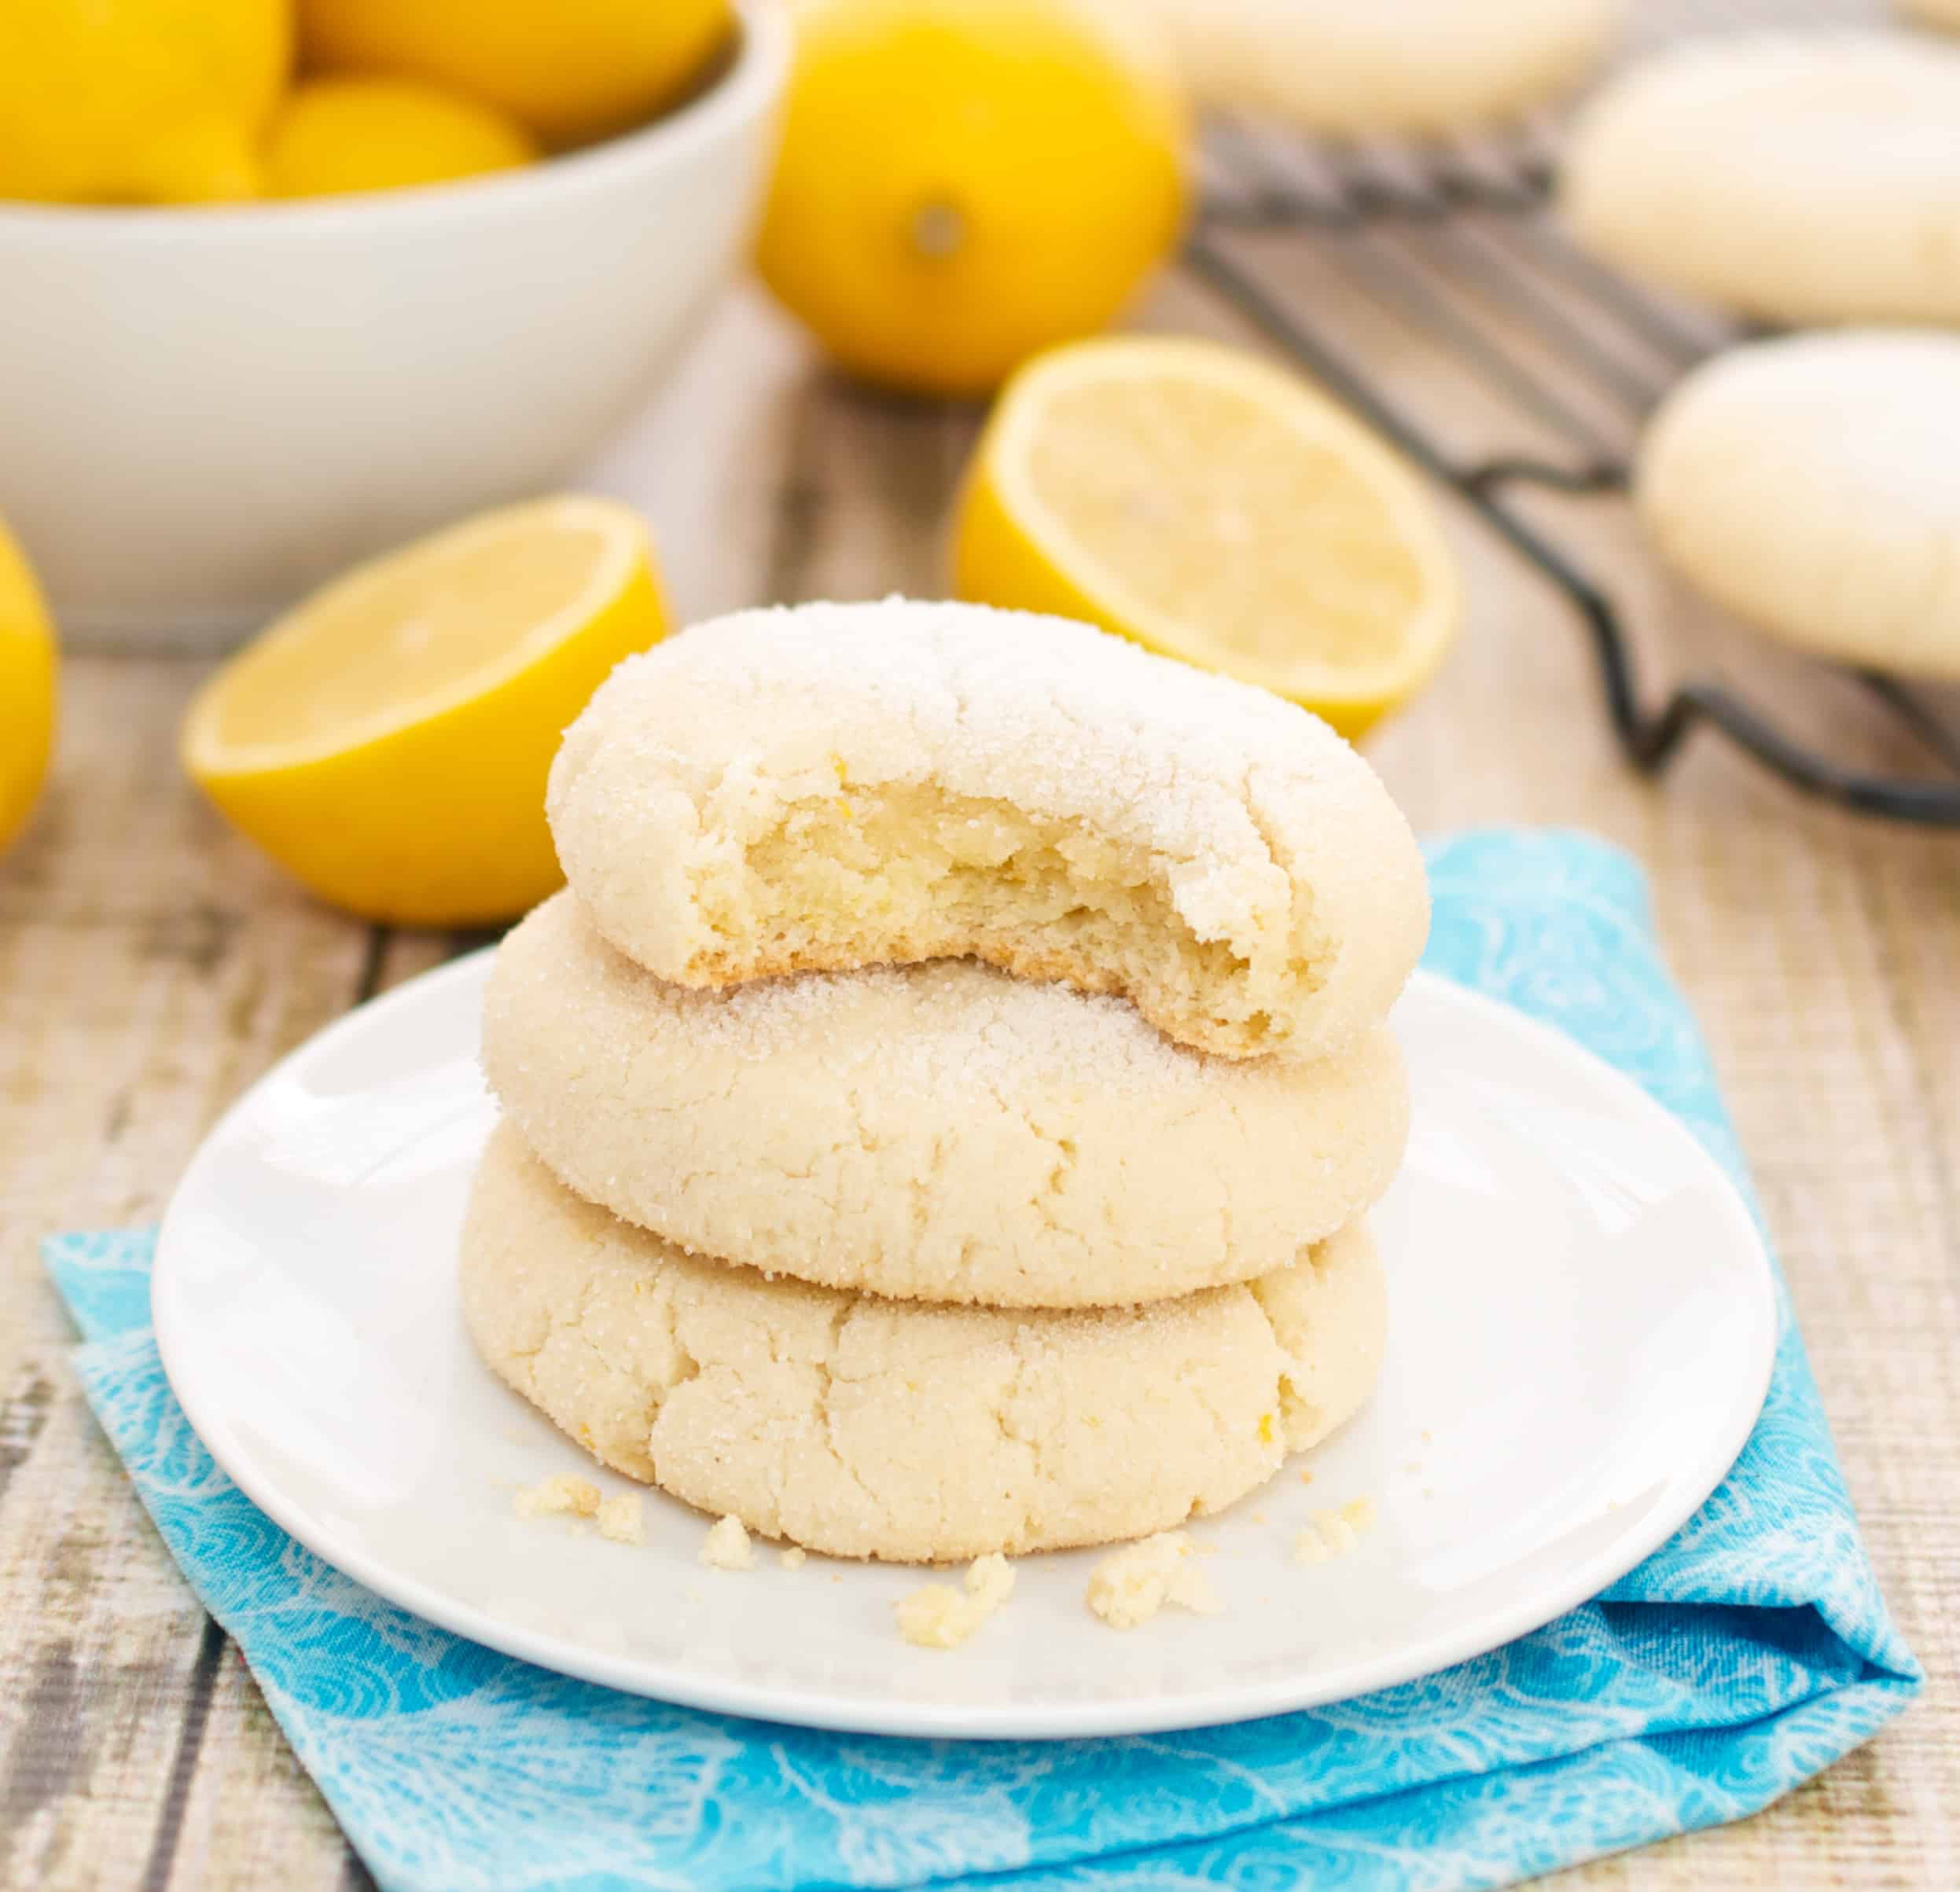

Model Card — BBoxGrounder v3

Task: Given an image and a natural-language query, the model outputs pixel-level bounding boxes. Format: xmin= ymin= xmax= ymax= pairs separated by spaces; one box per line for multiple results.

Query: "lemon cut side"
xmin=954 ymin=336 xmax=1459 ymax=737
xmin=182 ymin=497 xmax=668 ymax=926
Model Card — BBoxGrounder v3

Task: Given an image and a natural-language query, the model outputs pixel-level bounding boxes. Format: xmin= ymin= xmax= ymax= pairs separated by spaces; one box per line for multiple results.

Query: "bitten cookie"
xmin=547 ymin=597 xmax=1429 ymax=1062
xmin=461 ymin=1121 xmax=1388 ymax=1563
xmin=1134 ymin=0 xmax=1620 ymax=134
xmin=1560 ymin=33 xmax=1960 ymax=326
xmin=1636 ymin=330 xmax=1960 ymax=681
xmin=483 ymin=891 xmax=1408 ymax=1309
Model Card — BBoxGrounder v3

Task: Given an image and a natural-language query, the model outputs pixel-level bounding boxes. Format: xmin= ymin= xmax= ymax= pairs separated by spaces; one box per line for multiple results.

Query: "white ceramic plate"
xmin=153 ymin=956 xmax=1777 ymax=1741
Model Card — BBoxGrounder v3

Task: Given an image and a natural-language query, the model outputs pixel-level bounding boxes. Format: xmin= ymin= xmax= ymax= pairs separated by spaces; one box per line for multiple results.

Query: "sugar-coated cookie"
xmin=484 ymin=892 xmax=1408 ymax=1309
xmin=1636 ymin=330 xmax=1960 ymax=681
xmin=461 ymin=1122 xmax=1388 ymax=1563
xmin=1561 ymin=33 xmax=1960 ymax=326
xmin=547 ymin=598 xmax=1428 ymax=1062
xmin=1133 ymin=0 xmax=1620 ymax=134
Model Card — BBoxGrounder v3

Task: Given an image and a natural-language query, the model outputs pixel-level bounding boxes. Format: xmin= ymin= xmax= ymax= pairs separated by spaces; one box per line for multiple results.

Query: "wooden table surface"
xmin=3 ymin=10 xmax=1957 ymax=1888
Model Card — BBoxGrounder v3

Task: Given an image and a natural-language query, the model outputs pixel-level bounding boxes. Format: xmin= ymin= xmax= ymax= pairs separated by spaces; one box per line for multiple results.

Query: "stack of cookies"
xmin=461 ymin=598 xmax=1429 ymax=1565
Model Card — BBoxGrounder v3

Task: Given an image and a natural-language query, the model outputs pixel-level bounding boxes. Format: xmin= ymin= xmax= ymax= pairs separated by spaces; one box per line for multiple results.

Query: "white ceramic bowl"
xmin=0 ymin=0 xmax=788 ymax=651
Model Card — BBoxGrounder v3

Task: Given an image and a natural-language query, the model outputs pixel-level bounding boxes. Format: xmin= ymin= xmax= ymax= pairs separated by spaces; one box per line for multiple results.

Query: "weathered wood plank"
xmin=0 ymin=658 xmax=377 ymax=1890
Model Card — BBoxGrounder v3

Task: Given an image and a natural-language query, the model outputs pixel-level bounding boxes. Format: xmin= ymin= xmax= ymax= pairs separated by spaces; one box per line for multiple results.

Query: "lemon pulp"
xmin=954 ymin=336 xmax=1459 ymax=736
xmin=183 ymin=497 xmax=670 ymax=925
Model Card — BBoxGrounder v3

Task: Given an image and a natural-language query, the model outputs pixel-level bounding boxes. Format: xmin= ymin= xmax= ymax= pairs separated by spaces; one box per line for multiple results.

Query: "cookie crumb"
xmin=516 ymin=1475 xmax=601 ymax=1520
xmin=1293 ymin=1496 xmax=1377 ymax=1565
xmin=897 ymin=1554 xmax=1017 ymax=1649
xmin=1298 ymin=1469 xmax=1313 ymax=1486
xmin=596 ymin=1493 xmax=644 ymax=1545
xmin=779 ymin=1545 xmax=808 ymax=1571
xmin=895 ymin=1585 xmax=974 ymax=1650
xmin=965 ymin=1552 xmax=1014 ymax=1611
xmin=1087 ymin=1531 xmax=1221 ymax=1630
xmin=701 ymin=1514 xmax=754 ymax=1571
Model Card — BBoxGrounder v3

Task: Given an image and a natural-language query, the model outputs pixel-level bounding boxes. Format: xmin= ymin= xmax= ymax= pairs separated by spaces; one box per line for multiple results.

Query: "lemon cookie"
xmin=484 ymin=893 xmax=1406 ymax=1308
xmin=1900 ymin=2 xmax=1960 ymax=31
xmin=460 ymin=1122 xmax=1388 ymax=1563
xmin=547 ymin=598 xmax=1428 ymax=1062
xmin=1561 ymin=33 xmax=1960 ymax=326
xmin=1134 ymin=0 xmax=1619 ymax=134
xmin=1636 ymin=331 xmax=1960 ymax=681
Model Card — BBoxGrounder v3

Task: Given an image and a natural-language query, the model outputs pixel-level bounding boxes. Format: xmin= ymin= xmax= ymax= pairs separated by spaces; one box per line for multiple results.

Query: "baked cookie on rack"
xmin=1131 ymin=0 xmax=1620 ymax=135
xmin=1636 ymin=330 xmax=1960 ymax=681
xmin=1561 ymin=32 xmax=1960 ymax=326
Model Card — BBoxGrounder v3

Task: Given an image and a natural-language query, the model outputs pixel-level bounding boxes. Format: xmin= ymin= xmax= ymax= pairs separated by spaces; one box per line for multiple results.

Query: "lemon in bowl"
xmin=954 ymin=336 xmax=1460 ymax=737
xmin=0 ymin=0 xmax=787 ymax=650
xmin=0 ymin=0 xmax=286 ymax=206
xmin=265 ymin=78 xmax=539 ymax=200
xmin=182 ymin=498 xmax=668 ymax=926
xmin=299 ymin=0 xmax=736 ymax=149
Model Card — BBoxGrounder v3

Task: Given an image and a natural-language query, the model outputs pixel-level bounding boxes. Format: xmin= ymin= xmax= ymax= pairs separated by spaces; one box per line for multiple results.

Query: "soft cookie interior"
xmin=546 ymin=601 xmax=1429 ymax=1066
xmin=683 ymin=782 xmax=1328 ymax=1059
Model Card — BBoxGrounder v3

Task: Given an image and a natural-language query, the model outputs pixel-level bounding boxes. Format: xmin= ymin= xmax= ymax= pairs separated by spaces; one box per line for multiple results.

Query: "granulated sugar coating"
xmin=459 ymin=1122 xmax=1388 ymax=1564
xmin=546 ymin=598 xmax=1428 ymax=1062
xmin=483 ymin=893 xmax=1409 ymax=1309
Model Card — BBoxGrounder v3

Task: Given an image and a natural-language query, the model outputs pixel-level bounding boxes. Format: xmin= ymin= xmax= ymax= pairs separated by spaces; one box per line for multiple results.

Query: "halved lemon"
xmin=182 ymin=497 xmax=668 ymax=926
xmin=0 ymin=519 xmax=58 ymax=859
xmin=952 ymin=336 xmax=1460 ymax=737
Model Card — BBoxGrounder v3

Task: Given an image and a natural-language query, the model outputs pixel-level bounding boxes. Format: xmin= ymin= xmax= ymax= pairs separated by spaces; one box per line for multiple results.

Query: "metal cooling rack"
xmin=1182 ymin=6 xmax=1960 ymax=826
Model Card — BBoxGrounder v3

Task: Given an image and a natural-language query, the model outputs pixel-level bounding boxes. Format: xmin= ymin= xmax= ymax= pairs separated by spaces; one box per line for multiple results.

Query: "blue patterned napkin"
xmin=49 ymin=831 xmax=1918 ymax=1892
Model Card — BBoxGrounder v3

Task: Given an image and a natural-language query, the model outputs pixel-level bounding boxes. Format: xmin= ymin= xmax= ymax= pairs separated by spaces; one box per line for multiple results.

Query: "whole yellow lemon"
xmin=0 ymin=520 xmax=58 ymax=860
xmin=757 ymin=0 xmax=1191 ymax=400
xmin=298 ymin=0 xmax=737 ymax=149
xmin=0 ymin=0 xmax=287 ymax=205
xmin=266 ymin=79 xmax=538 ymax=200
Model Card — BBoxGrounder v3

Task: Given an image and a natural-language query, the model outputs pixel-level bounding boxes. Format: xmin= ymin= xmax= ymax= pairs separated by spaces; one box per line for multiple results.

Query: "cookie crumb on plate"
xmin=515 ymin=1475 xmax=600 ymax=1519
xmin=701 ymin=1514 xmax=754 ymax=1571
xmin=596 ymin=1493 xmax=644 ymax=1545
xmin=1086 ymin=1531 xmax=1221 ymax=1629
xmin=896 ymin=1553 xmax=1017 ymax=1649
xmin=1294 ymin=1496 xmax=1377 ymax=1565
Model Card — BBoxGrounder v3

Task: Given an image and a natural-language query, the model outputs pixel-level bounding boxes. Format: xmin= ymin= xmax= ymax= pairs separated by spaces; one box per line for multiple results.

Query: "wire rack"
xmin=1183 ymin=0 xmax=1960 ymax=826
